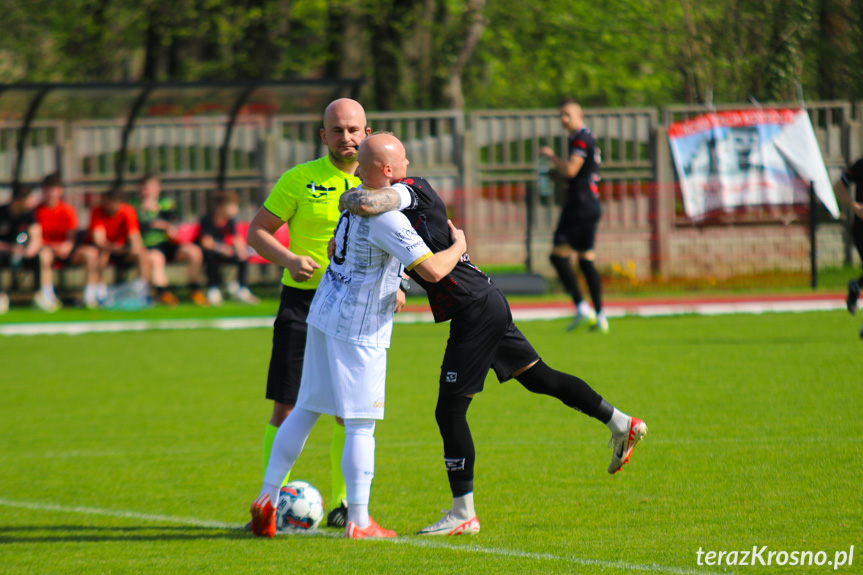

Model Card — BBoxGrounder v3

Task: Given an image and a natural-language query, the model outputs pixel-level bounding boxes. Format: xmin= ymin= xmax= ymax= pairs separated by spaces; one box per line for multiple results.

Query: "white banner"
xmin=668 ymin=109 xmax=839 ymax=220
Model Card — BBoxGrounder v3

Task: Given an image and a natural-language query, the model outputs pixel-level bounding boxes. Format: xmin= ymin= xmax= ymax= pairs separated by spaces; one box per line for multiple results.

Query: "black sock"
xmin=578 ymin=258 xmax=603 ymax=313
xmin=515 ymin=360 xmax=613 ymax=422
xmin=550 ymin=254 xmax=582 ymax=305
xmin=155 ymin=286 xmax=166 ymax=296
xmin=435 ymin=394 xmax=475 ymax=497
xmin=189 ymin=282 xmax=200 ymax=292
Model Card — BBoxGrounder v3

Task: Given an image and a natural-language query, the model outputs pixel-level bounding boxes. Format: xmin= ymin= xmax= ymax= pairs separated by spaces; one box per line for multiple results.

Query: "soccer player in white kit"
xmin=250 ymin=133 xmax=468 ymax=539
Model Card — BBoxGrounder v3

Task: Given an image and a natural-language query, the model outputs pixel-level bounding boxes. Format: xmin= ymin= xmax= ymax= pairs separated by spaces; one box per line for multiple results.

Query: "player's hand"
xmin=288 ymin=254 xmax=320 ymax=282
xmin=327 ymin=237 xmax=336 ymax=259
xmin=539 ymin=146 xmax=556 ymax=159
xmin=394 ymin=287 xmax=406 ymax=313
xmin=339 ymin=188 xmax=359 ymax=212
xmin=854 ymin=202 xmax=863 ymax=220
xmin=447 ymin=219 xmax=466 ymax=251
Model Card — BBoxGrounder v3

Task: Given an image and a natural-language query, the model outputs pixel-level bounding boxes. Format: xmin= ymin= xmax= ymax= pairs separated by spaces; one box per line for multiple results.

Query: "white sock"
xmin=343 ymin=419 xmax=376 ymax=528
xmin=607 ymin=408 xmax=631 ymax=435
xmin=452 ymin=492 xmax=475 ymax=519
xmin=577 ymin=301 xmax=593 ymax=316
xmin=84 ymin=284 xmax=98 ymax=303
xmin=261 ymin=407 xmax=320 ymax=505
xmin=97 ymin=284 xmax=108 ymax=300
xmin=41 ymin=285 xmax=56 ymax=301
xmin=348 ymin=503 xmax=369 ymax=528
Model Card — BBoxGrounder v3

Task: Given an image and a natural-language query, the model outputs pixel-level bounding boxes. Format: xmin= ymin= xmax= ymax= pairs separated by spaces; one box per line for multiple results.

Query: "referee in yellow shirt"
xmin=247 ymin=98 xmax=371 ymax=528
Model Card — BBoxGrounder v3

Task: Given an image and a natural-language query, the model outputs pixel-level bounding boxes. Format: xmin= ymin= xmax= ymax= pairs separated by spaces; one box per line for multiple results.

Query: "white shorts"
xmin=296 ymin=326 xmax=388 ymax=420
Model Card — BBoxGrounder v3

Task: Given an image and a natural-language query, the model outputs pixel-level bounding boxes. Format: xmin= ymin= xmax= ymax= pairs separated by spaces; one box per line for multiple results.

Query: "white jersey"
xmin=307 ymin=209 xmax=432 ymax=348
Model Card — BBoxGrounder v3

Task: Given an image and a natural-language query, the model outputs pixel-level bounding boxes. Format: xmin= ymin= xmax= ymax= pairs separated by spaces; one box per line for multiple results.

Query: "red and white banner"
xmin=668 ymin=109 xmax=839 ymax=220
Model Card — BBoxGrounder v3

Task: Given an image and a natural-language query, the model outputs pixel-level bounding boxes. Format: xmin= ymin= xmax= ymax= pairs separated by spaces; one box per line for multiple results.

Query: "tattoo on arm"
xmin=340 ymin=187 xmax=402 ymax=215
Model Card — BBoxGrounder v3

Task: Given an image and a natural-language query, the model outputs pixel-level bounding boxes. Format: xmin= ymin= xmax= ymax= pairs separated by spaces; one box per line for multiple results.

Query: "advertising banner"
xmin=668 ymin=109 xmax=839 ymax=220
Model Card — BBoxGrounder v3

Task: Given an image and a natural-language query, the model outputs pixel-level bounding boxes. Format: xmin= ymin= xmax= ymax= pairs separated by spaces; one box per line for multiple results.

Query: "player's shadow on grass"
xmin=0 ymin=524 xmax=252 ymax=544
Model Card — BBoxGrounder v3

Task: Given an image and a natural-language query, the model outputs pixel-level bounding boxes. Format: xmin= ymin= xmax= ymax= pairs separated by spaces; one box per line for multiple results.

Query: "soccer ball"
xmin=275 ymin=481 xmax=325 ymax=531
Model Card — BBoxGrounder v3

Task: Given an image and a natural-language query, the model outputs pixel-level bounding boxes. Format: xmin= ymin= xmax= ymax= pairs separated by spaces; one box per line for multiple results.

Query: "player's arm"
xmin=127 ymin=230 xmax=145 ymax=252
xmin=340 ymin=186 xmax=403 ymax=216
xmin=246 ymin=206 xmax=319 ymax=282
xmin=410 ymin=220 xmax=466 ymax=283
xmin=23 ymin=222 xmax=43 ymax=257
xmin=232 ymin=230 xmax=249 ymax=261
xmin=90 ymin=223 xmax=109 ymax=250
xmin=539 ymin=146 xmax=585 ymax=179
xmin=833 ymin=175 xmax=863 ymax=219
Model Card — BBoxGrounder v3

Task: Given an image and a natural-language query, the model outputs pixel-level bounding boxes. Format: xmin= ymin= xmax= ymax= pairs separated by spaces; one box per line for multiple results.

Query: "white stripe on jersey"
xmin=307 ymin=210 xmax=431 ymax=348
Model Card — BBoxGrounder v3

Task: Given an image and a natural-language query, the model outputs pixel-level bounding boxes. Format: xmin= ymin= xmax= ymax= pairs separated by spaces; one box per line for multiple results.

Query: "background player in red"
xmin=0 ymin=184 xmax=60 ymax=312
xmin=88 ymin=186 xmax=150 ymax=297
xmin=540 ymin=99 xmax=608 ymax=333
xmin=36 ymin=173 xmax=100 ymax=308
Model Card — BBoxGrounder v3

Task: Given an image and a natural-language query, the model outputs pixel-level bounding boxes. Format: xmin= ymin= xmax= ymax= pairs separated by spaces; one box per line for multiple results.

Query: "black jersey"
xmin=842 ymin=158 xmax=863 ymax=202
xmin=841 ymin=158 xmax=863 ymax=226
xmin=0 ymin=204 xmax=36 ymax=245
xmin=197 ymin=213 xmax=236 ymax=246
xmin=563 ymin=128 xmax=601 ymax=215
xmin=397 ymin=177 xmax=495 ymax=322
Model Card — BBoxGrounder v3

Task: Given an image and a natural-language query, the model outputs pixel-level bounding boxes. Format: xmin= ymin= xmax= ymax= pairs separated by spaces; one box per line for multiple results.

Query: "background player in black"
xmin=832 ymin=158 xmax=863 ymax=323
xmin=341 ymin=133 xmax=647 ymax=536
xmin=0 ymin=184 xmax=60 ymax=313
xmin=540 ymin=99 xmax=608 ymax=333
xmin=197 ymin=190 xmax=259 ymax=306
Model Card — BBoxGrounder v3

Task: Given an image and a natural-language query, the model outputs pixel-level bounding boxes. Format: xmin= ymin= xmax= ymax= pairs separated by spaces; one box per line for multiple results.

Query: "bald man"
xmin=539 ymin=98 xmax=607 ymax=333
xmin=341 ymin=133 xmax=646 ymax=536
xmin=250 ymin=133 xmax=467 ymax=538
xmin=246 ymin=98 xmax=371 ymax=528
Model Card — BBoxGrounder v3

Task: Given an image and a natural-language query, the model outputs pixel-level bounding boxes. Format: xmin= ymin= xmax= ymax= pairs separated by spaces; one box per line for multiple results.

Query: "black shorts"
xmin=553 ymin=207 xmax=601 ymax=252
xmin=52 ymin=243 xmax=85 ymax=267
xmin=853 ymin=220 xmax=863 ymax=263
xmin=152 ymin=241 xmax=180 ymax=262
xmin=107 ymin=245 xmax=134 ymax=267
xmin=266 ymin=284 xmax=316 ymax=405
xmin=439 ymin=288 xmax=539 ymax=397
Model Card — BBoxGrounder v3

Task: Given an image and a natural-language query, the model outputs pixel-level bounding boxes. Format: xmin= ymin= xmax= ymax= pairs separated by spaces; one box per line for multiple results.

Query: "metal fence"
xmin=3 ymin=100 xmax=862 ymax=291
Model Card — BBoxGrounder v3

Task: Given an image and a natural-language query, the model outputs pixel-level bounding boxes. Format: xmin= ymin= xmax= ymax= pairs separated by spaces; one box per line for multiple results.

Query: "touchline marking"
xmin=0 ymin=498 xmax=733 ymax=575
xmin=0 ymin=297 xmax=845 ymax=337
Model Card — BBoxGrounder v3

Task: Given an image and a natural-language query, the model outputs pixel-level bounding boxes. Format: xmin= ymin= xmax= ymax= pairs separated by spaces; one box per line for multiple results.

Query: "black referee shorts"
xmin=439 ymin=288 xmax=539 ymax=397
xmin=266 ymin=284 xmax=316 ymax=405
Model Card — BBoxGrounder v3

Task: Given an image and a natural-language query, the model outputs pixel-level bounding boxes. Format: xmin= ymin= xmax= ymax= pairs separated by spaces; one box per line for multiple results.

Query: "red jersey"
xmin=36 ymin=202 xmax=79 ymax=244
xmin=89 ymin=204 xmax=140 ymax=245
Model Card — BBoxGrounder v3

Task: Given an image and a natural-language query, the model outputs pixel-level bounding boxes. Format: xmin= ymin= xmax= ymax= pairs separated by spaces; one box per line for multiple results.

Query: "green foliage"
xmin=0 ymin=0 xmax=862 ymax=108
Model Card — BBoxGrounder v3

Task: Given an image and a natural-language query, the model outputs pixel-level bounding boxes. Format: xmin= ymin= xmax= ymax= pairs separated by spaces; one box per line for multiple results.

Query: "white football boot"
xmin=608 ymin=416 xmax=648 ymax=474
xmin=416 ymin=510 xmax=480 ymax=536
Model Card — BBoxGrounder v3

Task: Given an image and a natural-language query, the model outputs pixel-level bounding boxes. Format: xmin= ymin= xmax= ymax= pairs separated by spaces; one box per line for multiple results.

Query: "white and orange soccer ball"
xmin=275 ymin=481 xmax=325 ymax=531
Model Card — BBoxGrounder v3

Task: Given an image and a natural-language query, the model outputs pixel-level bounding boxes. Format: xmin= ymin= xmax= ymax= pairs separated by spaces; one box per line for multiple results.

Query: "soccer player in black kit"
xmin=540 ymin=99 xmax=607 ymax=333
xmin=341 ymin=133 xmax=647 ymax=536
xmin=832 ymin=157 xmax=863 ymax=335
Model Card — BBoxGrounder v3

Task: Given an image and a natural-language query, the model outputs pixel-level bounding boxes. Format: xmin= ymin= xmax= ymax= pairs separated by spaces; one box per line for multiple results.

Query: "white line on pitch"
xmin=0 ymin=298 xmax=845 ymax=336
xmin=0 ymin=498 xmax=733 ymax=575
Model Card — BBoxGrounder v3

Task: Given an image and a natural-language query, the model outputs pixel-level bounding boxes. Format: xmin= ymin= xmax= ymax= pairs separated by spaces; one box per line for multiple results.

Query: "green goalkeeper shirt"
xmin=263 ymin=156 xmax=362 ymax=289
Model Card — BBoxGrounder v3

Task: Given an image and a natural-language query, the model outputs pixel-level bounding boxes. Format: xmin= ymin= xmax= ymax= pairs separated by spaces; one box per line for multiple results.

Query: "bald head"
xmin=358 ymin=133 xmax=409 ymax=188
xmin=321 ymin=98 xmax=370 ymax=172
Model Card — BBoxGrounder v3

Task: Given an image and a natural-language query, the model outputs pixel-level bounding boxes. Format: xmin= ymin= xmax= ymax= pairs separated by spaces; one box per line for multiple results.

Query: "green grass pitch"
xmin=1 ymin=310 xmax=861 ymax=574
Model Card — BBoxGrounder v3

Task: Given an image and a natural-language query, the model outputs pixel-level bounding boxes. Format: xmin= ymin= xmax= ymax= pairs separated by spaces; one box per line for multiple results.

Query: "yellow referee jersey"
xmin=263 ymin=156 xmax=362 ymax=289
